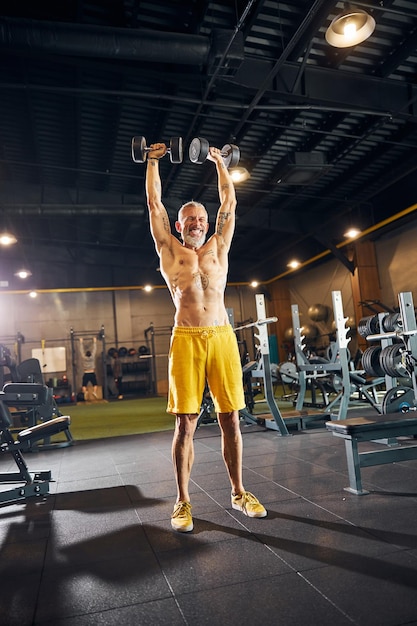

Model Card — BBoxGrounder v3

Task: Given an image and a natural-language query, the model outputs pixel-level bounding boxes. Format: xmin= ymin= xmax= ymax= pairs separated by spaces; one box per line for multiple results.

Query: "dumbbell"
xmin=189 ymin=137 xmax=240 ymax=169
xmin=131 ymin=136 xmax=183 ymax=164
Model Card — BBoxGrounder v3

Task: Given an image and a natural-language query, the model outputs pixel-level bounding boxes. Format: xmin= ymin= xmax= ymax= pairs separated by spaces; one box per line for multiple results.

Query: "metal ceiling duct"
xmin=0 ymin=17 xmax=212 ymax=66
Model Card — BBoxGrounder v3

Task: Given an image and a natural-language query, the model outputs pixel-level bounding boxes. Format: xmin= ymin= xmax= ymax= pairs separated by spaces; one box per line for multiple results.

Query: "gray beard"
xmin=183 ymin=232 xmax=206 ymax=249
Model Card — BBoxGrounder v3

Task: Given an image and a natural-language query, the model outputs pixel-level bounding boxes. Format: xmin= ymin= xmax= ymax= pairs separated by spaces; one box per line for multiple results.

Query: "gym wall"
xmin=281 ymin=219 xmax=417 ymax=361
xmin=0 ymin=283 xmax=259 ymax=396
xmin=0 ymin=217 xmax=416 ymax=392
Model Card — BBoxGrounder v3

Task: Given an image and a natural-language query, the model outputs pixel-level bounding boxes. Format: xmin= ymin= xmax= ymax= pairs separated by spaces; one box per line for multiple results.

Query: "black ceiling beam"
xmin=230 ymin=60 xmax=417 ymax=121
xmin=312 ymin=233 xmax=355 ymax=274
xmin=2 ymin=56 xmax=416 ymax=122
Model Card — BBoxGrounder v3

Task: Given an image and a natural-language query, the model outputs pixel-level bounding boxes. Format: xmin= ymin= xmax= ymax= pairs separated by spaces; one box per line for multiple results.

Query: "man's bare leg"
xmin=171 ymin=413 xmax=198 ymax=532
xmin=217 ymin=410 xmax=245 ymax=494
xmin=172 ymin=413 xmax=199 ymax=502
xmin=217 ymin=410 xmax=267 ymax=518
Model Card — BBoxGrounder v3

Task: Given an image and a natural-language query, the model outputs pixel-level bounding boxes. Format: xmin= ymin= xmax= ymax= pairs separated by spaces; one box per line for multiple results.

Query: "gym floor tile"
xmin=175 ymin=573 xmax=354 ymax=626
xmin=34 ymin=553 xmax=172 ymax=623
xmin=0 ymin=572 xmax=41 ymax=626
xmin=2 ymin=419 xmax=417 ymax=625
xmin=44 ymin=523 xmax=152 ymax=567
xmin=158 ymin=536 xmax=292 ymax=594
xmin=253 ymin=459 xmax=334 ymax=481
xmin=45 ymin=597 xmax=186 ymax=626
xmin=303 ymin=550 xmax=417 ymax=626
xmin=144 ymin=508 xmax=252 ymax=553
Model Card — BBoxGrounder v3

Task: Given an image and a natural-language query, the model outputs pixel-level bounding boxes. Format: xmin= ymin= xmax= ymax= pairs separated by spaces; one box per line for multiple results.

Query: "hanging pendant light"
xmin=0 ymin=232 xmax=17 ymax=246
xmin=14 ymin=269 xmax=32 ymax=279
xmin=325 ymin=6 xmax=376 ymax=48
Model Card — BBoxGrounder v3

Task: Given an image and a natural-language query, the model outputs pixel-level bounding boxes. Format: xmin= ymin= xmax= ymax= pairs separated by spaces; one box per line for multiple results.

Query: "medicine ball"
xmin=308 ymin=303 xmax=328 ymax=322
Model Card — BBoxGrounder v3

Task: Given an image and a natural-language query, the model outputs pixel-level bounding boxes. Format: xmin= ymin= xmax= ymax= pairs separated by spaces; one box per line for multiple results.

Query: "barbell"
xmin=131 ymin=136 xmax=183 ymax=164
xmin=189 ymin=137 xmax=240 ymax=168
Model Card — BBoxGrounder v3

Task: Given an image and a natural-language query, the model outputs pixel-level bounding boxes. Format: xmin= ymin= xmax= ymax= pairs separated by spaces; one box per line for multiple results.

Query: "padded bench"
xmin=326 ymin=414 xmax=417 ymax=495
xmin=0 ymin=402 xmax=71 ymax=504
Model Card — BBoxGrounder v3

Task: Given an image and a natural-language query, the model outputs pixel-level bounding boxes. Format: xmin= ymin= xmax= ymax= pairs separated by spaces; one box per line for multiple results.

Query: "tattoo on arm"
xmin=162 ymin=215 xmax=170 ymax=233
xmin=217 ymin=211 xmax=231 ymax=235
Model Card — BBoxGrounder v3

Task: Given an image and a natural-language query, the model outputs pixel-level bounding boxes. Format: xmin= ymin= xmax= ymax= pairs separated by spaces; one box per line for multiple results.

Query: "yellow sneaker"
xmin=171 ymin=501 xmax=193 ymax=532
xmin=232 ymin=491 xmax=267 ymax=518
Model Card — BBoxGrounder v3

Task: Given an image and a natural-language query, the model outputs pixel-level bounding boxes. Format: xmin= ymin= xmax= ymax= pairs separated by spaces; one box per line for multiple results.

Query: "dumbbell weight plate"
xmin=189 ymin=137 xmax=210 ymax=164
xmin=381 ymin=386 xmax=415 ymax=414
xmin=131 ymin=136 xmax=147 ymax=163
xmin=170 ymin=137 xmax=183 ymax=164
xmin=222 ymin=144 xmax=240 ymax=169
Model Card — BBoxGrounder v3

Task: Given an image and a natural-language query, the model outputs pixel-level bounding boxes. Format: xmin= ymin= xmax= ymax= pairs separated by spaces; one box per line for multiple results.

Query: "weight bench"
xmin=0 ymin=398 xmax=71 ymax=504
xmin=2 ymin=382 xmax=74 ymax=449
xmin=326 ymin=414 xmax=417 ymax=495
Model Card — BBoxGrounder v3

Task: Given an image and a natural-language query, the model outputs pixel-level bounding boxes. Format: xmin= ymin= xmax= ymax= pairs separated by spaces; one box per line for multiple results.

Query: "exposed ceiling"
xmin=1 ymin=0 xmax=417 ymax=291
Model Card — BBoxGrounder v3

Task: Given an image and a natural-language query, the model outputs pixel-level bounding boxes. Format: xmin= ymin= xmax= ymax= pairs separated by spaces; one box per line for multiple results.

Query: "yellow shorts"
xmin=167 ymin=325 xmax=245 ymax=415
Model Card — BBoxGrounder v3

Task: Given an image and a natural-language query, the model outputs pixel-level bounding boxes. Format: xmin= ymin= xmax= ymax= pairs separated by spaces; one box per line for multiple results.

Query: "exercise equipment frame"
xmin=0 ymin=389 xmax=71 ymax=505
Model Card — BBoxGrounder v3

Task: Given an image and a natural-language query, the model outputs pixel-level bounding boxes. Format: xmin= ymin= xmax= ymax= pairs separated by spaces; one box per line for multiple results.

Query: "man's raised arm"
xmin=208 ymin=147 xmax=237 ymax=250
xmin=145 ymin=143 xmax=172 ymax=254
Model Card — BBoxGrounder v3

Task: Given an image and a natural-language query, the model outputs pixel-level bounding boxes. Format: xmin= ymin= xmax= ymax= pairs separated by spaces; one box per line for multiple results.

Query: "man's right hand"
xmin=148 ymin=143 xmax=167 ymax=160
xmin=207 ymin=146 xmax=223 ymax=164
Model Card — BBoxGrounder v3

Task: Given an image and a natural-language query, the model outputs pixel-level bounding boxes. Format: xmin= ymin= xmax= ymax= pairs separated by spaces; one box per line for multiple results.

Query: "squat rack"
xmin=144 ymin=324 xmax=172 ymax=396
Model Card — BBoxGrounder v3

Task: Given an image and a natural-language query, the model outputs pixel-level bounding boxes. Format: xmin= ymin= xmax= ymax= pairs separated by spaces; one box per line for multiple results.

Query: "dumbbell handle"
xmin=144 ymin=144 xmax=173 ymax=154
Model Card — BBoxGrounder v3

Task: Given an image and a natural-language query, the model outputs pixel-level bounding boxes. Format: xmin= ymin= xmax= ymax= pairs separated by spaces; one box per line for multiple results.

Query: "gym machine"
xmin=290 ymin=290 xmax=389 ymax=421
xmin=326 ymin=292 xmax=417 ymax=494
xmin=291 ymin=291 xmax=351 ymax=420
xmin=0 ymin=392 xmax=70 ymax=505
xmin=70 ymin=326 xmax=107 ymax=400
xmin=0 ymin=346 xmax=73 ymax=450
xmin=196 ymin=294 xmax=289 ymax=434
xmin=362 ymin=291 xmax=417 ymax=414
xmin=235 ymin=294 xmax=290 ymax=436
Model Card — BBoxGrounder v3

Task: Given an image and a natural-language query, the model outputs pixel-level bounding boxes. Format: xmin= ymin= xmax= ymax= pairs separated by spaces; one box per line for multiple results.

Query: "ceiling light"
xmin=15 ymin=269 xmax=32 ymax=279
xmin=250 ymin=281 xmax=259 ymax=288
xmin=325 ymin=7 xmax=376 ymax=48
xmin=287 ymin=260 xmax=301 ymax=269
xmin=230 ymin=167 xmax=251 ymax=183
xmin=0 ymin=232 xmax=17 ymax=246
xmin=143 ymin=284 xmax=153 ymax=292
xmin=344 ymin=228 xmax=361 ymax=239
xmin=29 ymin=291 xmax=37 ymax=298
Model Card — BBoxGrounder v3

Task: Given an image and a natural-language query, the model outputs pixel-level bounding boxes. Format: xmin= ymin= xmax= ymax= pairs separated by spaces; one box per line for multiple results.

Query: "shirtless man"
xmin=146 ymin=142 xmax=266 ymax=532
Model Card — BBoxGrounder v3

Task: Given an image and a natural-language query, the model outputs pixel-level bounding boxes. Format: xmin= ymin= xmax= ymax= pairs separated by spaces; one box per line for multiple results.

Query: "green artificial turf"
xmin=61 ymin=396 xmax=175 ymax=441
xmin=53 ymin=394 xmax=297 ymax=442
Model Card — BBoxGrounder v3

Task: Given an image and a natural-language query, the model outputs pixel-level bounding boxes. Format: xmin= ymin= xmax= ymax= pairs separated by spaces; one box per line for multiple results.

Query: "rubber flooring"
xmin=1 ymin=415 xmax=417 ymax=625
